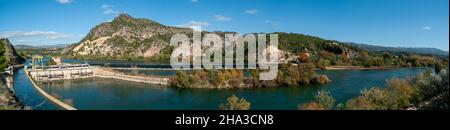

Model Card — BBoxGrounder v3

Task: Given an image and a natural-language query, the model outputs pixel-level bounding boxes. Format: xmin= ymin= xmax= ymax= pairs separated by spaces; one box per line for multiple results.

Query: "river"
xmin=12 ymin=59 xmax=428 ymax=110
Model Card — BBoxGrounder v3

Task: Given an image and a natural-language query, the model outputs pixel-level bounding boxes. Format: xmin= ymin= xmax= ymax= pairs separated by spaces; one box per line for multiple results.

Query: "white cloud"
xmin=245 ymin=9 xmax=259 ymax=15
xmin=265 ymin=20 xmax=279 ymax=26
xmin=176 ymin=21 xmax=210 ymax=27
xmin=102 ymin=4 xmax=119 ymax=15
xmin=422 ymin=26 xmax=432 ymax=30
xmin=214 ymin=14 xmax=231 ymax=21
xmin=191 ymin=0 xmax=199 ymax=3
xmin=56 ymin=0 xmax=72 ymax=4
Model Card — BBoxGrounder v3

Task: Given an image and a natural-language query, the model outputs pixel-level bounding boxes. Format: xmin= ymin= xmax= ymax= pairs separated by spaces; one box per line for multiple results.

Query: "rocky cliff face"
xmin=66 ymin=14 xmax=192 ymax=59
xmin=1 ymin=38 xmax=24 ymax=66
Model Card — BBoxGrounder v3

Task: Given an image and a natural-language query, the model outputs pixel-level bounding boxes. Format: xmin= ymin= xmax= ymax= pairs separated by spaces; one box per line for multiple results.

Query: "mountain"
xmin=15 ymin=45 xmax=37 ymax=50
xmin=344 ymin=42 xmax=448 ymax=56
xmin=64 ymin=14 xmax=192 ymax=59
xmin=1 ymin=38 xmax=25 ymax=70
xmin=65 ymin=14 xmax=447 ymax=63
xmin=65 ymin=14 xmax=366 ymax=60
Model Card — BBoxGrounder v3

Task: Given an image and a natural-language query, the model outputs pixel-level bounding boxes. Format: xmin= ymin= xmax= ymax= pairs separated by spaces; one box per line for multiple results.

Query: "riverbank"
xmin=326 ymin=66 xmax=391 ymax=70
xmin=1 ymin=64 xmax=28 ymax=110
xmin=0 ymin=75 xmax=23 ymax=110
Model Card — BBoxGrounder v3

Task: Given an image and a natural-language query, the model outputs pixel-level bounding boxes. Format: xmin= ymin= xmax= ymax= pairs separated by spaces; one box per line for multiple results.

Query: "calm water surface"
xmin=13 ymin=59 xmax=427 ymax=110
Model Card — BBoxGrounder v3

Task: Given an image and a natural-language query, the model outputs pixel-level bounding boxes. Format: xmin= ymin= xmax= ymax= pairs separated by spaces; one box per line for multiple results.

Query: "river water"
xmin=12 ymin=59 xmax=427 ymax=110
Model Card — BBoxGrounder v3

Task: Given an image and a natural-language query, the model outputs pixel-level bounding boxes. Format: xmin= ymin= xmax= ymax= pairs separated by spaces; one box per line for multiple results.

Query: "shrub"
xmin=299 ymin=90 xmax=335 ymax=110
xmin=228 ymin=78 xmax=243 ymax=88
xmin=414 ymin=69 xmax=449 ymax=110
xmin=172 ymin=71 xmax=191 ymax=88
xmin=385 ymin=78 xmax=413 ymax=108
xmin=344 ymin=88 xmax=390 ymax=110
xmin=46 ymin=59 xmax=57 ymax=66
xmin=317 ymin=59 xmax=331 ymax=70
xmin=311 ymin=75 xmax=330 ymax=85
xmin=219 ymin=95 xmax=251 ymax=110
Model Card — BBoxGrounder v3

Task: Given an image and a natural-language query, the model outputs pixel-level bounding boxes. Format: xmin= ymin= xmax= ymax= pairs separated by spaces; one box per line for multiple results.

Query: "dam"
xmin=26 ymin=65 xmax=169 ymax=86
xmin=26 ymin=64 xmax=94 ymax=81
xmin=26 ymin=55 xmax=169 ymax=85
xmin=23 ymin=56 xmax=171 ymax=110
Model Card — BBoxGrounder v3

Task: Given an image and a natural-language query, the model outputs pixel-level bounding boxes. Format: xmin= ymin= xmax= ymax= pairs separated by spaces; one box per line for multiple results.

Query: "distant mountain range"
xmin=344 ymin=42 xmax=448 ymax=56
xmin=15 ymin=44 xmax=70 ymax=50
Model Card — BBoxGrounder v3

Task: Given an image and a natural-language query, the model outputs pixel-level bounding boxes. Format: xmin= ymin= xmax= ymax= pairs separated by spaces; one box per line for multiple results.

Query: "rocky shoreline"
xmin=0 ymin=80 xmax=24 ymax=110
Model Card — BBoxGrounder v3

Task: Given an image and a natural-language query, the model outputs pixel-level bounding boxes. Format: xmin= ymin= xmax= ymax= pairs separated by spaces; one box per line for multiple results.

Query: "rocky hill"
xmin=65 ymin=14 xmax=367 ymax=61
xmin=64 ymin=14 xmax=448 ymax=68
xmin=64 ymin=14 xmax=192 ymax=60
xmin=1 ymin=38 xmax=24 ymax=70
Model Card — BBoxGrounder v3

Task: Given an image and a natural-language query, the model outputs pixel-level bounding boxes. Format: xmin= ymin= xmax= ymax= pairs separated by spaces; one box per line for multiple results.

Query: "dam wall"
xmin=27 ymin=64 xmax=170 ymax=86
xmin=24 ymin=69 xmax=76 ymax=110
xmin=94 ymin=68 xmax=170 ymax=86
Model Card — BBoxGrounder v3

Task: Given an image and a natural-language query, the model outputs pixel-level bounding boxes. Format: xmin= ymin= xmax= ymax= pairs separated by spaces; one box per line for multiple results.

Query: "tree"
xmin=219 ymin=95 xmax=251 ymax=110
xmin=344 ymin=88 xmax=390 ymax=110
xmin=299 ymin=90 xmax=335 ymax=110
xmin=213 ymin=70 xmax=226 ymax=86
xmin=0 ymin=57 xmax=8 ymax=71
xmin=414 ymin=69 xmax=449 ymax=110
xmin=311 ymin=75 xmax=330 ymax=85
xmin=344 ymin=78 xmax=414 ymax=110
xmin=317 ymin=59 xmax=331 ymax=70
xmin=228 ymin=78 xmax=243 ymax=88
xmin=298 ymin=52 xmax=310 ymax=63
xmin=385 ymin=78 xmax=413 ymax=108
xmin=172 ymin=71 xmax=191 ymax=88
xmin=46 ymin=59 xmax=58 ymax=66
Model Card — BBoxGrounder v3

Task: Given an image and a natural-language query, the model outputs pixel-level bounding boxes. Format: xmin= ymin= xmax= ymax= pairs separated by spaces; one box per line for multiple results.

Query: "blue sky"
xmin=0 ymin=0 xmax=448 ymax=51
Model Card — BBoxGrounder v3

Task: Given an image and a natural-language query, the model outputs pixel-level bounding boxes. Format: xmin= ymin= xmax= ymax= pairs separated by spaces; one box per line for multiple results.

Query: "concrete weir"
xmin=94 ymin=68 xmax=170 ymax=86
xmin=24 ymin=63 xmax=170 ymax=110
xmin=24 ymin=68 xmax=77 ymax=110
xmin=26 ymin=64 xmax=170 ymax=86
